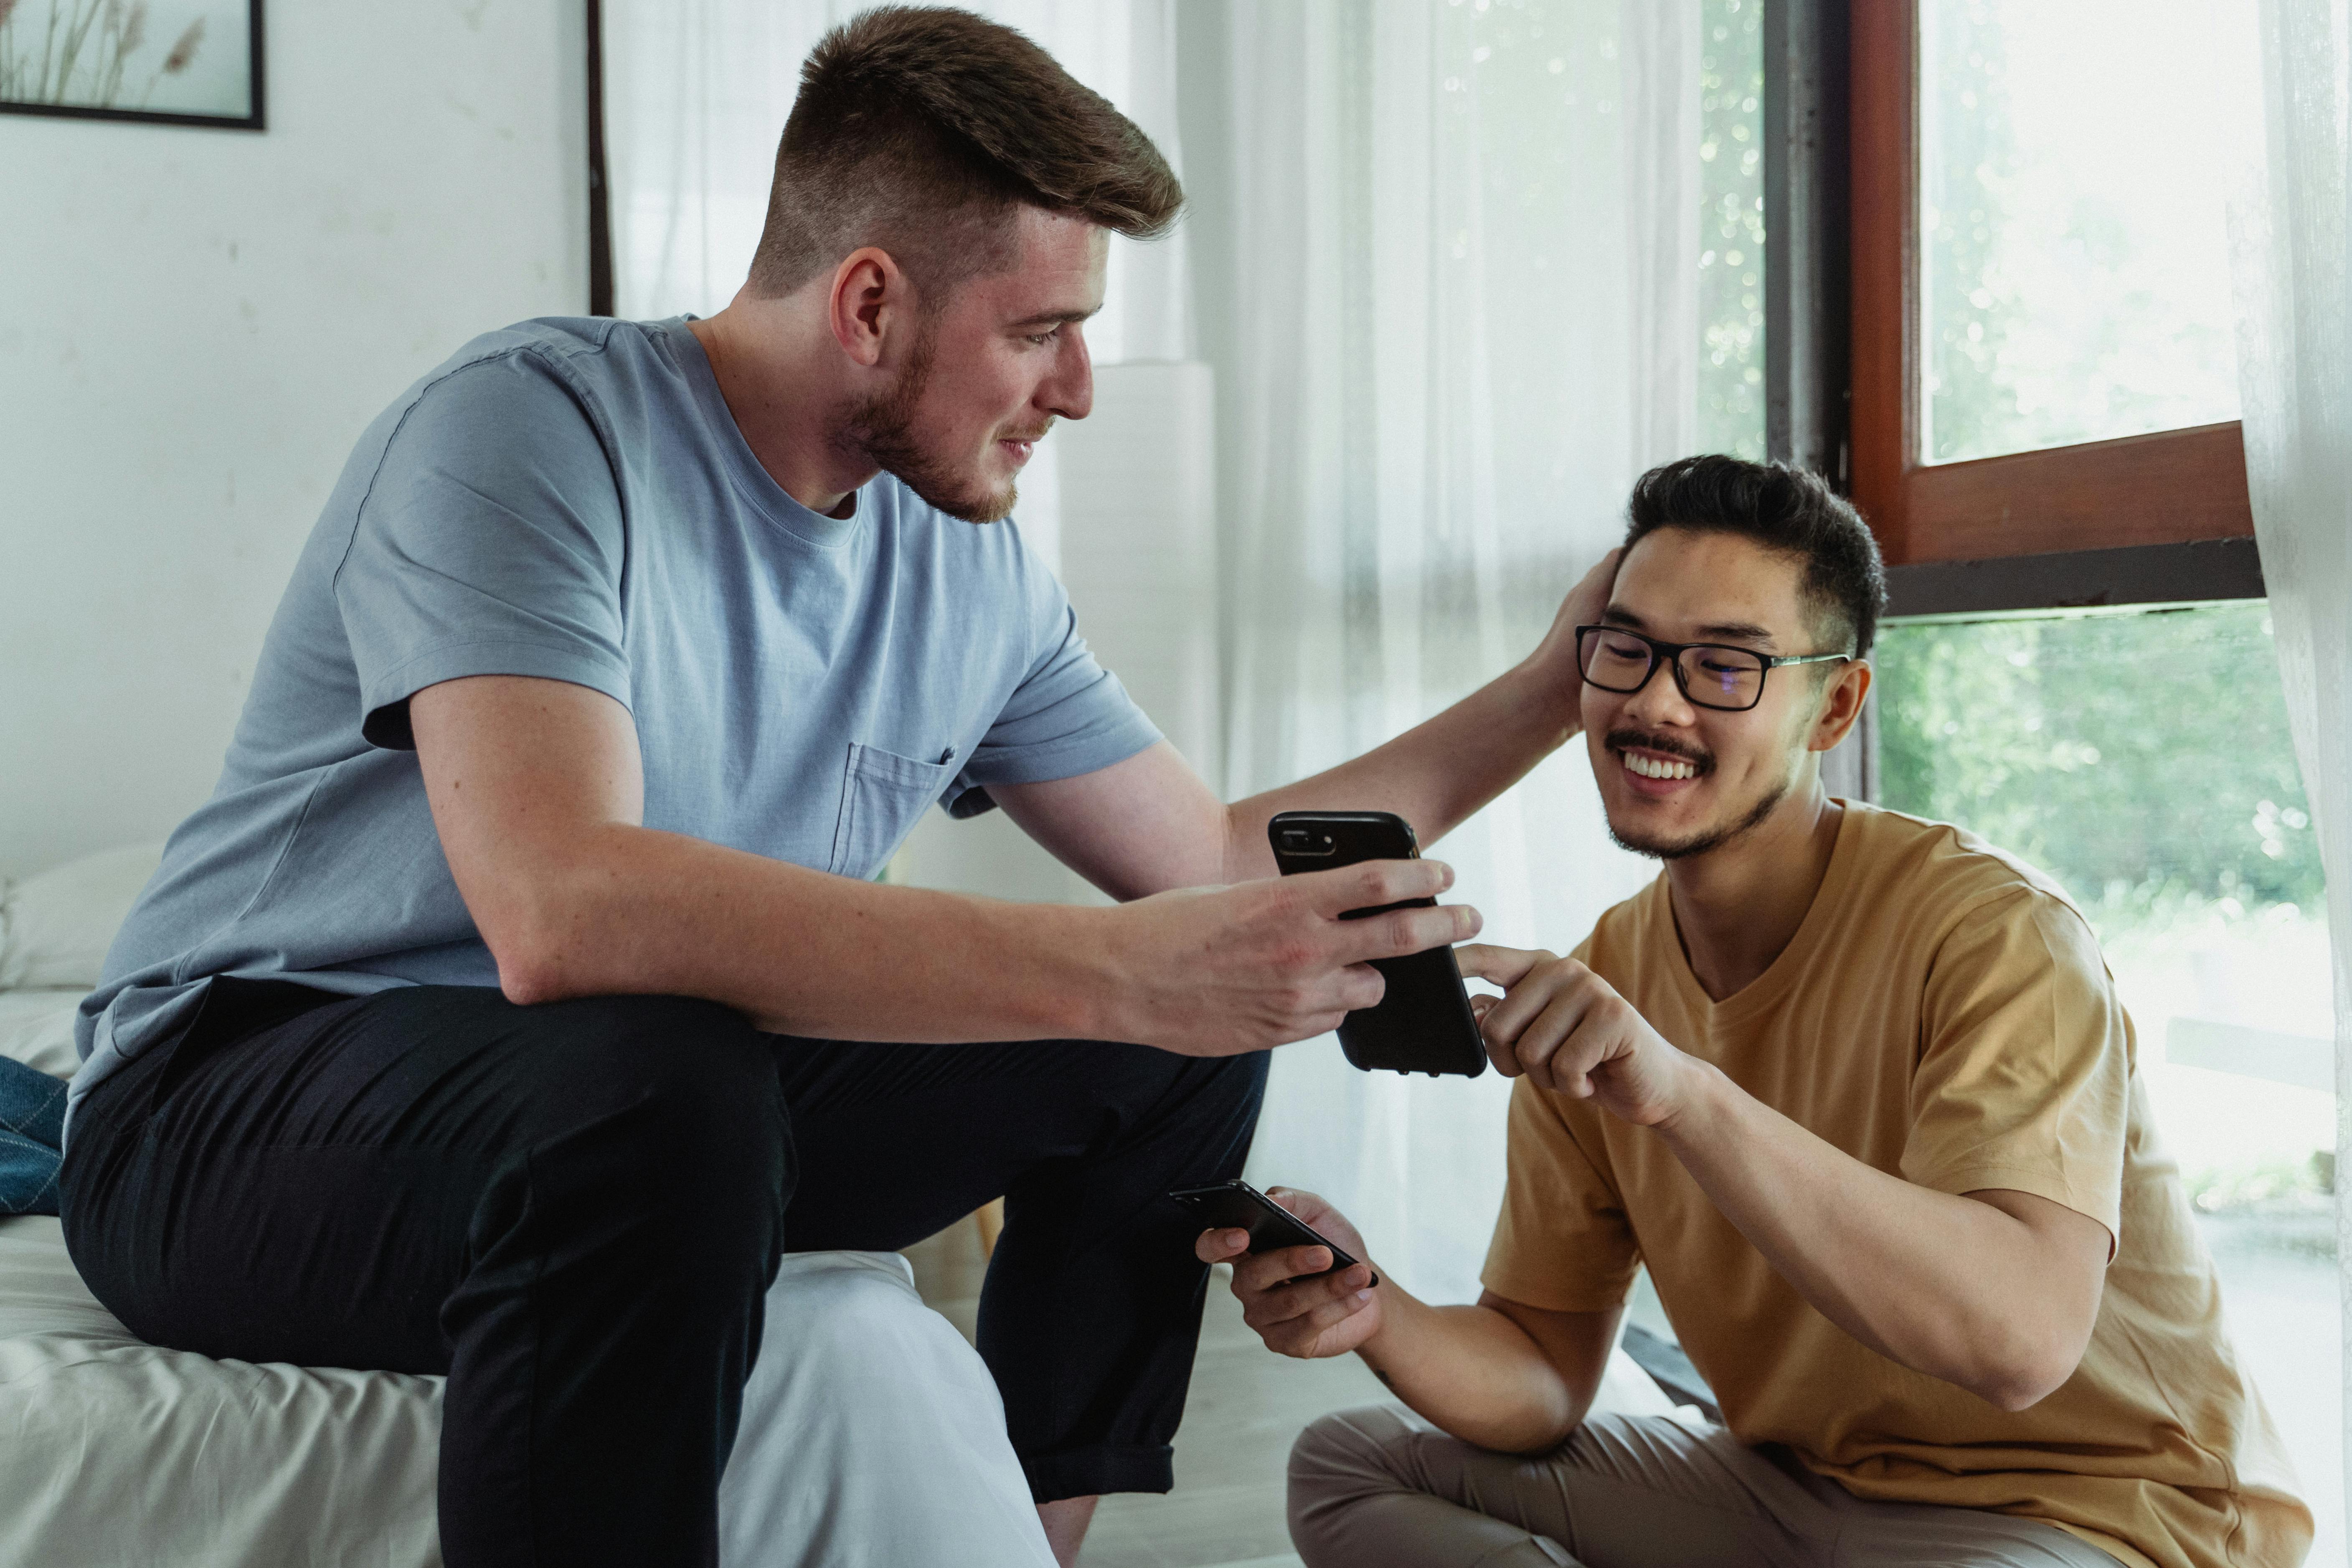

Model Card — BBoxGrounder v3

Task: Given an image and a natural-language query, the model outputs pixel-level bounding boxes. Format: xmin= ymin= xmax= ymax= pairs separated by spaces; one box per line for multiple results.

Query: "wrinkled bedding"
xmin=0 ymin=1212 xmax=1055 ymax=1568
xmin=0 ymin=1211 xmax=444 ymax=1567
xmin=0 ymin=843 xmax=1053 ymax=1568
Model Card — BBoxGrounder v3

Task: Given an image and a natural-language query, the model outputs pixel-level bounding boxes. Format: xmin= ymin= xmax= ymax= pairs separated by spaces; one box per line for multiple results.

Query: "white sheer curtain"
xmin=2231 ymin=0 xmax=2352 ymax=1545
xmin=1189 ymin=0 xmax=1694 ymax=1303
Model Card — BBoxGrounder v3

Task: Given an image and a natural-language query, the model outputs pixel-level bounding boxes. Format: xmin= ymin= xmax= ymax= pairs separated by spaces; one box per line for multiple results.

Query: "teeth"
xmin=1624 ymin=752 xmax=1697 ymax=781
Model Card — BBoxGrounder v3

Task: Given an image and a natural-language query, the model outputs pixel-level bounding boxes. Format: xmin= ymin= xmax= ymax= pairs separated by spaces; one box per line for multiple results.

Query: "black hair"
xmin=1623 ymin=455 xmax=1890 ymax=659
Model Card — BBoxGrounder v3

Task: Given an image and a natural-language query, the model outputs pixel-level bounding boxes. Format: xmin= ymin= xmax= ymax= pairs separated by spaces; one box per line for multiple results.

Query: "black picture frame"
xmin=0 ymin=0 xmax=265 ymax=131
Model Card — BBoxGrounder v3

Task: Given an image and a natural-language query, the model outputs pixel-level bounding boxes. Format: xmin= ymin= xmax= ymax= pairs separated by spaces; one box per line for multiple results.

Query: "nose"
xmin=1620 ymin=654 xmax=1699 ymax=731
xmin=1043 ymin=324 xmax=1093 ymax=421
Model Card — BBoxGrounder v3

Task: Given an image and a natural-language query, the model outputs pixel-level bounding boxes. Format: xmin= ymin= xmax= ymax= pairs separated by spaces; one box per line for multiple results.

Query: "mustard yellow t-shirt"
xmin=1482 ymin=803 xmax=2311 ymax=1568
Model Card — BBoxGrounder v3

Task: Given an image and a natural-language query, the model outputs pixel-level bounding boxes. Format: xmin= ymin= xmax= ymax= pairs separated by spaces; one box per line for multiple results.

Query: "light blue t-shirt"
xmin=73 ymin=316 xmax=1160 ymax=1121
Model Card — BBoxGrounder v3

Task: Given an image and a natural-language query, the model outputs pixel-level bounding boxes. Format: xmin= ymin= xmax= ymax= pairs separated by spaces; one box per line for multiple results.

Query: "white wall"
xmin=0 ymin=0 xmax=587 ymax=879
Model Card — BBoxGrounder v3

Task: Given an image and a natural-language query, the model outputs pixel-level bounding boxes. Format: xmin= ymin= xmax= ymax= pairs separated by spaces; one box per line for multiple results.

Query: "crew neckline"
xmin=659 ymin=315 xmax=865 ymax=551
xmin=1660 ymin=799 xmax=1867 ymax=1029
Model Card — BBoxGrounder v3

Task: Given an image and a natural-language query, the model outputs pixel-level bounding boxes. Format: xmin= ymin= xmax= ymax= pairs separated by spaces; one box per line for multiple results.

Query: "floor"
xmin=2196 ymin=1212 xmax=2344 ymax=1568
xmin=903 ymin=1219 xmax=1391 ymax=1568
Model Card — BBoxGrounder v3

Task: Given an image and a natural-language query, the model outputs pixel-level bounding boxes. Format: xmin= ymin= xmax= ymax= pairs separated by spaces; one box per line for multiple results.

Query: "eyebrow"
xmin=1599 ymin=605 xmax=1782 ymax=647
xmin=1006 ymin=304 xmax=1101 ymax=330
xmin=1695 ymin=620 xmax=1778 ymax=646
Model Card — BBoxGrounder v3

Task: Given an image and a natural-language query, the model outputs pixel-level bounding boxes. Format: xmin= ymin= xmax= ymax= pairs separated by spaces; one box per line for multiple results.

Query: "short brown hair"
xmin=747 ymin=5 xmax=1183 ymax=301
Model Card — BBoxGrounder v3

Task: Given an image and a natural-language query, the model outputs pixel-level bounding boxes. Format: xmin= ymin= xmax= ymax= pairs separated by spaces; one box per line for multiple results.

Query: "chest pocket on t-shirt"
xmin=828 ymin=743 xmax=957 ymax=880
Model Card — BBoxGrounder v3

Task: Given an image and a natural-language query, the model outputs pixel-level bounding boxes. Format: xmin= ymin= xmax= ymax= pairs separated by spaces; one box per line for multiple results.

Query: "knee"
xmin=1164 ymin=1045 xmax=1270 ymax=1147
xmin=526 ymin=995 xmax=786 ymax=1210
xmin=1211 ymin=1046 xmax=1271 ymax=1109
xmin=1290 ymin=1404 xmax=1421 ymax=1492
xmin=1289 ymin=1406 xmax=1428 ymax=1564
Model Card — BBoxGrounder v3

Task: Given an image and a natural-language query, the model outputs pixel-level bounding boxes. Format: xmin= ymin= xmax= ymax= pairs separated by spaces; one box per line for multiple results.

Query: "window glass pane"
xmin=1918 ymin=0 xmax=2253 ymax=464
xmin=1877 ymin=603 xmax=2341 ymax=1568
xmin=1697 ymin=0 xmax=1765 ymax=459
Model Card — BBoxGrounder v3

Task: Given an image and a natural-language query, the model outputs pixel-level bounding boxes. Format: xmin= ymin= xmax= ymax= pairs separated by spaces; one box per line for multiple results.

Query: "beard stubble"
xmin=838 ymin=317 xmax=1022 ymax=525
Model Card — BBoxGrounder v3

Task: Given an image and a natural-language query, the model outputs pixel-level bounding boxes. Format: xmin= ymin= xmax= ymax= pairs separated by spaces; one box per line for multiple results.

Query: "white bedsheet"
xmin=0 ymin=967 xmax=1052 ymax=1568
xmin=0 ymin=1211 xmax=1054 ymax=1568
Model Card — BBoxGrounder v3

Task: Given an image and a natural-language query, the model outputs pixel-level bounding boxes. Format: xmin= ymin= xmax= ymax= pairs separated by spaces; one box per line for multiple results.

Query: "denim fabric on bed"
xmin=0 ymin=1056 xmax=66 ymax=1215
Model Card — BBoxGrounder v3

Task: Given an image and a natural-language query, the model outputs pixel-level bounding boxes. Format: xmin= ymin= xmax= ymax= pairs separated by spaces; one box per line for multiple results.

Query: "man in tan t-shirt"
xmin=1198 ymin=455 xmax=2311 ymax=1568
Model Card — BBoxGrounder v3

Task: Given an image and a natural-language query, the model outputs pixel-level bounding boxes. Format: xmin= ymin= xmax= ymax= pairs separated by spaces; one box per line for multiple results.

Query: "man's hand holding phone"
xmin=1104 ymin=862 xmax=1480 ymax=1058
xmin=1194 ymin=1187 xmax=1383 ymax=1360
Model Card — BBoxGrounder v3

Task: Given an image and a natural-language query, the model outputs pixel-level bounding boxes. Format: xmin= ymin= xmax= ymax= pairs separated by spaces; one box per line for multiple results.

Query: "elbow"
xmin=480 ymin=887 xmax=596 ymax=1008
xmin=1968 ymin=1337 xmax=2088 ymax=1413
xmin=1979 ymin=1362 xmax=2075 ymax=1414
xmin=1476 ymin=1392 xmax=1591 ymax=1456
xmin=1981 ymin=1377 xmax=2061 ymax=1415
xmin=494 ymin=946 xmax=570 ymax=1008
xmin=1498 ymin=1418 xmax=1582 ymax=1456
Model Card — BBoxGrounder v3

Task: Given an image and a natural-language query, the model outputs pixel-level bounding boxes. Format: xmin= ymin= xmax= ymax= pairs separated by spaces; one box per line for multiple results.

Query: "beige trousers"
xmin=1289 ymin=1404 xmax=2123 ymax=1568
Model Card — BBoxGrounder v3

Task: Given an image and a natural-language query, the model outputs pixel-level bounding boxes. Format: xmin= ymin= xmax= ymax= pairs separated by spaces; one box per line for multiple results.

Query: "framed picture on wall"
xmin=0 ymin=0 xmax=264 ymax=130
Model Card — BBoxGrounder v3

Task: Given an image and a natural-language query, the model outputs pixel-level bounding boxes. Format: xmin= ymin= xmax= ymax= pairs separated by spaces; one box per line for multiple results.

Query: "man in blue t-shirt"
xmin=63 ymin=10 xmax=1611 ymax=1568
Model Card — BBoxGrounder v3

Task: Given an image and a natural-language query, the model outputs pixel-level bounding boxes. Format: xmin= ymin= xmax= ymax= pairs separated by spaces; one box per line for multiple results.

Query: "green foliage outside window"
xmin=1876 ymin=604 xmax=2323 ymax=920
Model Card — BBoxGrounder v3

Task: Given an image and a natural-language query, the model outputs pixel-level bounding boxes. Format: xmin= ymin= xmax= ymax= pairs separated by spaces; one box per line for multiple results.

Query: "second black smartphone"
xmin=1268 ymin=810 xmax=1489 ymax=1078
xmin=1167 ymin=1179 xmax=1378 ymax=1286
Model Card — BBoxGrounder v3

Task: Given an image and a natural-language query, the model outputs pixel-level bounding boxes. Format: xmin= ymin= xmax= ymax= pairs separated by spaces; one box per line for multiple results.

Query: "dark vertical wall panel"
xmin=587 ymin=0 xmax=615 ymax=317
xmin=1763 ymin=0 xmax=1851 ymax=483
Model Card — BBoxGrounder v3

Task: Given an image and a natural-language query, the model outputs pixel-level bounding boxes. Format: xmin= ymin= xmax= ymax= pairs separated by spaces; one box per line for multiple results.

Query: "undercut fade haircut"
xmin=1624 ymin=455 xmax=1890 ymax=659
xmin=748 ymin=5 xmax=1184 ymax=303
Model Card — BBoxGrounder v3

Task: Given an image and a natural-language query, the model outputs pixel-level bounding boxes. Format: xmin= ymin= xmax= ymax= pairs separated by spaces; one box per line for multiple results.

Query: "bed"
xmin=0 ymin=845 xmax=1054 ymax=1568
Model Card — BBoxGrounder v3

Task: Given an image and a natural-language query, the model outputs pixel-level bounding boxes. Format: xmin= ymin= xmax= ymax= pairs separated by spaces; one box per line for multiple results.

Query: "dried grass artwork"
xmin=0 ymin=0 xmax=261 ymax=129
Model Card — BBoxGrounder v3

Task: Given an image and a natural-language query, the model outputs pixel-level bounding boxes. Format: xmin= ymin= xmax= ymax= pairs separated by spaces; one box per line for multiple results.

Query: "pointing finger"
xmin=1454 ymin=943 xmax=1548 ymax=987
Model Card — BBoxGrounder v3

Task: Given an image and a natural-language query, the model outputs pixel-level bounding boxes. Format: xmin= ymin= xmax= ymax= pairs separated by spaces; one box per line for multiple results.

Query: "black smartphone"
xmin=1267 ymin=810 xmax=1489 ymax=1078
xmin=1167 ymin=1179 xmax=1377 ymax=1286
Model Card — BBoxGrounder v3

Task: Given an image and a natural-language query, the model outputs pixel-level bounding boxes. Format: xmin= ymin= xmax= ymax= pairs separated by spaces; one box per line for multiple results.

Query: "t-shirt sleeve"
xmin=1479 ymin=1075 xmax=1642 ymax=1312
xmin=946 ymin=548 xmax=1162 ymax=814
xmin=1903 ymin=888 xmax=2131 ymax=1250
xmin=335 ymin=351 xmax=631 ymax=749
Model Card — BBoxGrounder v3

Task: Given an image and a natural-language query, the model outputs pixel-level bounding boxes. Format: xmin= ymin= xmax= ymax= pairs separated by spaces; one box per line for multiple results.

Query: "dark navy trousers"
xmin=61 ymin=978 xmax=1267 ymax=1568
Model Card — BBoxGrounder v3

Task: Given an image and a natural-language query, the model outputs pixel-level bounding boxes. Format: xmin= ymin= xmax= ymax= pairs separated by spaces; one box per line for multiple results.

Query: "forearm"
xmin=1355 ymin=1287 xmax=1593 ymax=1453
xmin=481 ymin=820 xmax=1114 ymax=1041
xmin=1220 ymin=659 xmax=1583 ymax=882
xmin=1657 ymin=1064 xmax=2093 ymax=1408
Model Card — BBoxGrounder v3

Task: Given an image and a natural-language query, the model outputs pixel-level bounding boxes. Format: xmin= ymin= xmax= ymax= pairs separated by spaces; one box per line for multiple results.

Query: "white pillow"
xmin=0 ymin=844 xmax=165 ymax=992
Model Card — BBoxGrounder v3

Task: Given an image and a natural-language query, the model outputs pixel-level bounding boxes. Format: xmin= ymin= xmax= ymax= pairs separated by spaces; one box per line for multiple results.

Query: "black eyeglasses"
xmin=1575 ymin=625 xmax=1852 ymax=713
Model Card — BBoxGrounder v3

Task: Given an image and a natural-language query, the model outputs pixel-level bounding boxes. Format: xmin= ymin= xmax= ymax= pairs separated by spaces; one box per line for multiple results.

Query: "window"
xmin=1849 ymin=1 xmax=2256 ymax=565
xmin=1841 ymin=6 xmax=2338 ymax=1557
xmin=1918 ymin=0 xmax=2245 ymax=464
xmin=1876 ymin=601 xmax=2341 ymax=1563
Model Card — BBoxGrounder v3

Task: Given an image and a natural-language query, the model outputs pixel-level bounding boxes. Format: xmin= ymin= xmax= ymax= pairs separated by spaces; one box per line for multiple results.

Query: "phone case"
xmin=1167 ymin=1180 xmax=1376 ymax=1284
xmin=1268 ymin=811 xmax=1490 ymax=1078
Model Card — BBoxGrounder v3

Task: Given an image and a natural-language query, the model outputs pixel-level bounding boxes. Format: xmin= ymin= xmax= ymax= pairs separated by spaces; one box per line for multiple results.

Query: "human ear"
xmin=827 ymin=247 xmax=904 ymax=367
xmin=1806 ymin=660 xmax=1872 ymax=754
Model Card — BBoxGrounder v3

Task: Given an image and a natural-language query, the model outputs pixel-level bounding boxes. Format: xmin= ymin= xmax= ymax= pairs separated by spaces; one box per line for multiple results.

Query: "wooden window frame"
xmin=1845 ymin=1 xmax=2255 ymax=573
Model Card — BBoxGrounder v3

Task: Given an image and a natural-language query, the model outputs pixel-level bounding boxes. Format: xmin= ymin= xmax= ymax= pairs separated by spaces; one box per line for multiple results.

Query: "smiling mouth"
xmin=1623 ymin=751 xmax=1700 ymax=781
xmin=1607 ymin=730 xmax=1713 ymax=787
